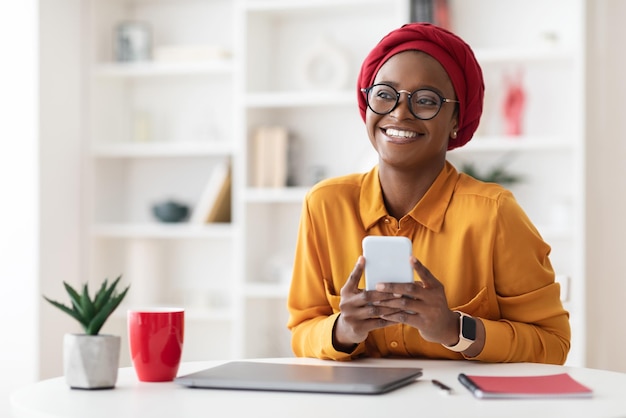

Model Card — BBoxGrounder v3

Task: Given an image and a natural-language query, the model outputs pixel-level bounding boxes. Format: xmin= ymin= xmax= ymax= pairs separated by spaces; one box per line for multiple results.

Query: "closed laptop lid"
xmin=174 ymin=361 xmax=423 ymax=395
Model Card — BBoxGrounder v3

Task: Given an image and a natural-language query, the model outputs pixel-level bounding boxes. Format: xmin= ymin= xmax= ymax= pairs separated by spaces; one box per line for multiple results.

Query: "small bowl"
xmin=152 ymin=201 xmax=189 ymax=223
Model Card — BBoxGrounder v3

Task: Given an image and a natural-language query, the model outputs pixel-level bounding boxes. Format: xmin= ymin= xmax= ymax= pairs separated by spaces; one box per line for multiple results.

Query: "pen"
xmin=432 ymin=379 xmax=453 ymax=394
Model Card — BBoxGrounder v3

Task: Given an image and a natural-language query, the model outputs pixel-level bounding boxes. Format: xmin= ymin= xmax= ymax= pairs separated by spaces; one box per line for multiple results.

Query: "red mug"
xmin=127 ymin=308 xmax=184 ymax=382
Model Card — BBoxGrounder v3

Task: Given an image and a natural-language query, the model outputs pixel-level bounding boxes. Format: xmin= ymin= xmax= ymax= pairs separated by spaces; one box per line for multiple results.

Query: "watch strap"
xmin=442 ymin=311 xmax=475 ymax=352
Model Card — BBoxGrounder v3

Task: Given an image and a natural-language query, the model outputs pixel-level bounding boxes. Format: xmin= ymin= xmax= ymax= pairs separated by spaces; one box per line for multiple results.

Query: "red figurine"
xmin=502 ymin=70 xmax=526 ymax=136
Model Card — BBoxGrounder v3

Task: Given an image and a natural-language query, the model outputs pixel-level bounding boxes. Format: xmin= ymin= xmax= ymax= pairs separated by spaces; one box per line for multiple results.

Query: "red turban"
xmin=357 ymin=23 xmax=484 ymax=150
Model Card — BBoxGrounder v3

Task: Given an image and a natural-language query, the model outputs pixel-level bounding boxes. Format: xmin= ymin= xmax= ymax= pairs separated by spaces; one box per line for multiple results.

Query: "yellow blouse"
xmin=286 ymin=162 xmax=570 ymax=364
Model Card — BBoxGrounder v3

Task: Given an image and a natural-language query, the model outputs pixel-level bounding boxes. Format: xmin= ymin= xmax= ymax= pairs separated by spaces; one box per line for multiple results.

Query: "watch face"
xmin=461 ymin=315 xmax=477 ymax=341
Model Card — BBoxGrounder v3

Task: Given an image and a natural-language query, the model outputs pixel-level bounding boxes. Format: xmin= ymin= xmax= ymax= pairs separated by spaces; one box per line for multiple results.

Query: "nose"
xmin=391 ymin=89 xmax=413 ymax=118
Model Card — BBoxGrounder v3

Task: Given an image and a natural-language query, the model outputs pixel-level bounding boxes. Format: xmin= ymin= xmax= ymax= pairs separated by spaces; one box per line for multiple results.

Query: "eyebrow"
xmin=374 ymin=80 xmax=448 ymax=95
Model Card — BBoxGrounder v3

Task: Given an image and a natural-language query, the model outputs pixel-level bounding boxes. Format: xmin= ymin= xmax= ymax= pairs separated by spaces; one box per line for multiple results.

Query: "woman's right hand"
xmin=332 ymin=256 xmax=401 ymax=351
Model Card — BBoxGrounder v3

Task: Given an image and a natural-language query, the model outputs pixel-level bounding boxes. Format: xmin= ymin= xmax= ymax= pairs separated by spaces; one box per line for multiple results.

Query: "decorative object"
xmin=115 ymin=21 xmax=152 ymax=62
xmin=43 ymin=276 xmax=130 ymax=389
xmin=152 ymin=200 xmax=190 ymax=223
xmin=502 ymin=70 xmax=526 ymax=136
xmin=296 ymin=36 xmax=350 ymax=90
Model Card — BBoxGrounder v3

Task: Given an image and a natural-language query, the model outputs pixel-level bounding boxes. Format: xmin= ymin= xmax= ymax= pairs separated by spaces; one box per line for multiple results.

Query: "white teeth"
xmin=385 ymin=128 xmax=417 ymax=138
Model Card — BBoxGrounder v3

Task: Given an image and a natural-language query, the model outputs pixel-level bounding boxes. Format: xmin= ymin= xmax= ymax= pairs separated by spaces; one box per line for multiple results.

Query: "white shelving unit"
xmin=446 ymin=0 xmax=586 ymax=366
xmin=83 ymin=0 xmax=240 ymax=365
xmin=237 ymin=0 xmax=410 ymax=358
xmin=82 ymin=0 xmax=585 ymax=366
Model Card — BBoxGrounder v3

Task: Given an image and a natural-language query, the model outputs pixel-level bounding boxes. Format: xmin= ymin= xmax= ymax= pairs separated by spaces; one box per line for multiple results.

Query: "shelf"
xmin=93 ymin=60 xmax=234 ymax=78
xmin=245 ymin=90 xmax=355 ymax=108
xmin=183 ymin=307 xmax=235 ymax=322
xmin=91 ymin=223 xmax=234 ymax=239
xmin=244 ymin=187 xmax=309 ymax=203
xmin=91 ymin=141 xmax=235 ymax=158
xmin=244 ymin=0 xmax=390 ymax=13
xmin=474 ymin=47 xmax=575 ymax=65
xmin=245 ymin=282 xmax=290 ymax=299
xmin=450 ymin=136 xmax=573 ymax=153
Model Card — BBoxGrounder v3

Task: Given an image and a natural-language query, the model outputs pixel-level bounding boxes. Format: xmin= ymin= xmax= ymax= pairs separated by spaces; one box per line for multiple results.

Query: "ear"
xmin=449 ymin=118 xmax=459 ymax=140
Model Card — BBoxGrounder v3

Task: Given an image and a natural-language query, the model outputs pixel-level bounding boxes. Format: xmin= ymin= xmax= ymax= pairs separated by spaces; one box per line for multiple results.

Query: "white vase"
xmin=63 ymin=333 xmax=121 ymax=389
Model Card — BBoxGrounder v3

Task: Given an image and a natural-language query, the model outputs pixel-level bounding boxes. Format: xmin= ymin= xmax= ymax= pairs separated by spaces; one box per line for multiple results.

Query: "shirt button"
xmin=384 ymin=218 xmax=391 ymax=224
xmin=390 ymin=341 xmax=398 ymax=348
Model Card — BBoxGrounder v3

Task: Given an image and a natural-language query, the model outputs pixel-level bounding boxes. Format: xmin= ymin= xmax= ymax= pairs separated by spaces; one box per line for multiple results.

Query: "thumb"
xmin=346 ymin=256 xmax=365 ymax=290
xmin=410 ymin=256 xmax=440 ymax=289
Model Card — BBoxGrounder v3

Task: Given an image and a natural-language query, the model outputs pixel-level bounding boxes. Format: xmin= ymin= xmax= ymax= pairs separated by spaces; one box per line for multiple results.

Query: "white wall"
xmin=2 ymin=1 xmax=82 ymax=416
xmin=0 ymin=1 xmax=39 ymax=416
xmin=37 ymin=0 xmax=83 ymax=380
xmin=585 ymin=0 xmax=626 ymax=373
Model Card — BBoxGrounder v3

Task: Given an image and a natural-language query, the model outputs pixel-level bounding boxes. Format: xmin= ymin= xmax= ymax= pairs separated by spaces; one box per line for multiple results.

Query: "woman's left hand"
xmin=374 ymin=256 xmax=460 ymax=346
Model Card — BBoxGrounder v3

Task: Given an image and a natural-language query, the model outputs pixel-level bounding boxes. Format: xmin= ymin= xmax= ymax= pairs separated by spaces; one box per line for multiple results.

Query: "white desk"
xmin=11 ymin=357 xmax=626 ymax=418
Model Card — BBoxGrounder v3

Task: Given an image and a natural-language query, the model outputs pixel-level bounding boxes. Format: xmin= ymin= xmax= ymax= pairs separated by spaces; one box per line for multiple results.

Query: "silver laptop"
xmin=174 ymin=361 xmax=423 ymax=395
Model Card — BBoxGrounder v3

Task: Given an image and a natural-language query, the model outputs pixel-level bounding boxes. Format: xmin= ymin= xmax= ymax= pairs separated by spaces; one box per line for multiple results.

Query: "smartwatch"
xmin=443 ymin=311 xmax=477 ymax=352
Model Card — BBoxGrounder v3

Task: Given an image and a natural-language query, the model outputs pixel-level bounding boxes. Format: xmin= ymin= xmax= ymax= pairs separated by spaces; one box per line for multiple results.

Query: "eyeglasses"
xmin=361 ymin=83 xmax=459 ymax=120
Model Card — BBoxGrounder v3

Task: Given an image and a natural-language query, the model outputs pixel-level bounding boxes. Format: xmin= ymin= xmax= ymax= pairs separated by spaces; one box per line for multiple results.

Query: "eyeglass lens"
xmin=366 ymin=84 xmax=447 ymax=120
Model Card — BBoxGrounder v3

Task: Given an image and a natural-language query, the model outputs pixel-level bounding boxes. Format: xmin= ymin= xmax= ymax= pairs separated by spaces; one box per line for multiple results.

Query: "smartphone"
xmin=362 ymin=236 xmax=414 ymax=291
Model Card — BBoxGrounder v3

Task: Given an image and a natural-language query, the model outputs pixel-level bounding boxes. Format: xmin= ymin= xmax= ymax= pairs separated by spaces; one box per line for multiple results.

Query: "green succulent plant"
xmin=44 ymin=275 xmax=130 ymax=335
xmin=458 ymin=152 xmax=524 ymax=186
xmin=461 ymin=162 xmax=523 ymax=185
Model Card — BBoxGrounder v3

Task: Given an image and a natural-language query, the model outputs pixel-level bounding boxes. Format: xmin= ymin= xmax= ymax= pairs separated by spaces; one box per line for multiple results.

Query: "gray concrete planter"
xmin=63 ymin=333 xmax=121 ymax=389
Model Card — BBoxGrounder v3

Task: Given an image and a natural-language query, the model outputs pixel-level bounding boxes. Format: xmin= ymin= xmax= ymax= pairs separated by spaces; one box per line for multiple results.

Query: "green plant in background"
xmin=43 ymin=275 xmax=130 ymax=335
xmin=461 ymin=162 xmax=524 ymax=186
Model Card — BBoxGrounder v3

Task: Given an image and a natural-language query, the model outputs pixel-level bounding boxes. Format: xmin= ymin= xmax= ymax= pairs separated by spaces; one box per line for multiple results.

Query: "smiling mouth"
xmin=383 ymin=128 xmax=420 ymax=142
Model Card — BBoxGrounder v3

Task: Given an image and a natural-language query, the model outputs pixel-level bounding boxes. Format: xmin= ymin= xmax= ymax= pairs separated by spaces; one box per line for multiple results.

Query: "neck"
xmin=378 ymin=162 xmax=444 ymax=219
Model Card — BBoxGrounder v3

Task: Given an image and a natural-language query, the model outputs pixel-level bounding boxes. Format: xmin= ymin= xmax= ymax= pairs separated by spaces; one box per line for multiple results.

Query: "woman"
xmin=286 ymin=23 xmax=570 ymax=364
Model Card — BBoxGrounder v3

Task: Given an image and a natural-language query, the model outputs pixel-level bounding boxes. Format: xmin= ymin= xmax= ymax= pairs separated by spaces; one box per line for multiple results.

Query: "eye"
xmin=413 ymin=91 xmax=441 ymax=107
xmin=372 ymin=86 xmax=396 ymax=101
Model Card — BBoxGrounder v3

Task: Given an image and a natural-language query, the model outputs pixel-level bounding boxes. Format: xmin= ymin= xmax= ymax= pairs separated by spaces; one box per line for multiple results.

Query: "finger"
xmin=345 ymin=256 xmax=365 ymax=292
xmin=375 ymin=281 xmax=415 ymax=298
xmin=410 ymin=256 xmax=441 ymax=289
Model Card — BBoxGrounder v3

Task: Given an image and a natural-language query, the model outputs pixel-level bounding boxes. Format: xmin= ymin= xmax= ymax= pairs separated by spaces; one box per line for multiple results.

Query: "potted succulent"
xmin=43 ymin=275 xmax=130 ymax=389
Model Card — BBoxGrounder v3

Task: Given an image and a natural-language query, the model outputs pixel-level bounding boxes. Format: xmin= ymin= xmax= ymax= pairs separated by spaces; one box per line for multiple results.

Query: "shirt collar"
xmin=360 ymin=162 xmax=459 ymax=233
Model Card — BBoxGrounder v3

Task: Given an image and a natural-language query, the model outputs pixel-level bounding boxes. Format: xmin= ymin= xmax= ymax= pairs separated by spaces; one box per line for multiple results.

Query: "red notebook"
xmin=458 ymin=373 xmax=593 ymax=399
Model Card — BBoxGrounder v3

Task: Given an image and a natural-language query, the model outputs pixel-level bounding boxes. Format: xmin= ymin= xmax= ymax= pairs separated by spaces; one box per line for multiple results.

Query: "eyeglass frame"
xmin=360 ymin=83 xmax=460 ymax=120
